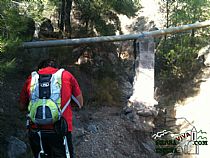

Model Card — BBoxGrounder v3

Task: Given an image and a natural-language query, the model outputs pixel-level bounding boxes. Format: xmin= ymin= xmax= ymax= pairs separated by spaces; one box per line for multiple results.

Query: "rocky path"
xmin=0 ymin=70 xmax=159 ymax=158
xmin=73 ymin=106 xmax=157 ymax=158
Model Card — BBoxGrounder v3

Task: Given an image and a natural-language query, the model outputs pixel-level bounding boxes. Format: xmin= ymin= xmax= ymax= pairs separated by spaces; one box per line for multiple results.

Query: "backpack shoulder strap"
xmin=61 ymin=97 xmax=71 ymax=114
xmin=61 ymin=95 xmax=81 ymax=114
xmin=71 ymin=95 xmax=81 ymax=108
xmin=31 ymin=71 xmax=39 ymax=84
xmin=54 ymin=68 xmax=65 ymax=76
xmin=30 ymin=71 xmax=39 ymax=100
xmin=59 ymin=69 xmax=81 ymax=114
xmin=51 ymin=68 xmax=64 ymax=85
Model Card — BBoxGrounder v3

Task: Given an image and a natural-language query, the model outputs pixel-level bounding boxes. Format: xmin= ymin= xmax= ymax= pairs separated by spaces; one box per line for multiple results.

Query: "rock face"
xmin=197 ymin=45 xmax=210 ymax=66
xmin=7 ymin=136 xmax=27 ymax=158
xmin=123 ymin=101 xmax=158 ymax=129
xmin=119 ymin=77 xmax=133 ymax=102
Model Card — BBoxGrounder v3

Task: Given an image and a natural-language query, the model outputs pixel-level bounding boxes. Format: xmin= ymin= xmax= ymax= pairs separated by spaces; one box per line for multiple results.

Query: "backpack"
xmin=28 ymin=68 xmax=79 ymax=158
xmin=28 ymin=68 xmax=69 ymax=125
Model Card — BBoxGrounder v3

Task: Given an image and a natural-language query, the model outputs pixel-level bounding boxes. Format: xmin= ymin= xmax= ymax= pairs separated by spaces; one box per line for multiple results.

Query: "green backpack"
xmin=28 ymin=69 xmax=70 ymax=125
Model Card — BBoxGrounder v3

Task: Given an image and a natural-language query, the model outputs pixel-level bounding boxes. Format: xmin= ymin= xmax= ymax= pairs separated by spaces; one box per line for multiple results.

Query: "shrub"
xmin=94 ymin=77 xmax=121 ymax=106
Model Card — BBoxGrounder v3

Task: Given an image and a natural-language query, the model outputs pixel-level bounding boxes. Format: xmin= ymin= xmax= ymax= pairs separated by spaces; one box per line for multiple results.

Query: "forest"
xmin=0 ymin=0 xmax=210 ymax=88
xmin=0 ymin=0 xmax=210 ymax=158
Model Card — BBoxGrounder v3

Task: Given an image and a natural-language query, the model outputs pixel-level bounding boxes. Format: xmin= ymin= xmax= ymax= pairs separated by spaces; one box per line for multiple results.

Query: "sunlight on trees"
xmin=156 ymin=0 xmax=210 ymax=92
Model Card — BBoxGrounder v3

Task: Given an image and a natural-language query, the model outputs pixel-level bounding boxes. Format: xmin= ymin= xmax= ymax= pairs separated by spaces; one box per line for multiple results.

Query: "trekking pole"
xmin=37 ymin=131 xmax=46 ymax=158
xmin=64 ymin=136 xmax=70 ymax=158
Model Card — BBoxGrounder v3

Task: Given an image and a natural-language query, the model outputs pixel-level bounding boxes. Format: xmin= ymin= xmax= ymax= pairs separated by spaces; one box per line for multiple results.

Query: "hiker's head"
xmin=38 ymin=59 xmax=59 ymax=69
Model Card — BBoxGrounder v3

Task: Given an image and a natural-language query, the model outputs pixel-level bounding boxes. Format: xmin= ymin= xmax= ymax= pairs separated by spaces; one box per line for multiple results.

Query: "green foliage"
xmin=156 ymin=34 xmax=203 ymax=93
xmin=10 ymin=0 xmax=141 ymax=37
xmin=0 ymin=38 xmax=6 ymax=53
xmin=96 ymin=63 xmax=117 ymax=80
xmin=0 ymin=38 xmax=22 ymax=54
xmin=162 ymin=0 xmax=210 ymax=27
xmin=95 ymin=77 xmax=121 ymax=105
xmin=74 ymin=0 xmax=141 ymax=36
xmin=0 ymin=58 xmax=16 ymax=80
xmin=0 ymin=0 xmax=35 ymax=53
xmin=24 ymin=0 xmax=59 ymax=23
xmin=24 ymin=0 xmax=44 ymax=22
xmin=0 ymin=0 xmax=35 ymax=82
xmin=0 ymin=1 xmax=21 ymax=39
xmin=111 ymin=0 xmax=140 ymax=17
xmin=157 ymin=0 xmax=210 ymax=93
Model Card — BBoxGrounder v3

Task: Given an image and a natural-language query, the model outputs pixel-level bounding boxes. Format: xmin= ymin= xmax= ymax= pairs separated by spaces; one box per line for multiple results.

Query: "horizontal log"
xmin=22 ymin=20 xmax=210 ymax=49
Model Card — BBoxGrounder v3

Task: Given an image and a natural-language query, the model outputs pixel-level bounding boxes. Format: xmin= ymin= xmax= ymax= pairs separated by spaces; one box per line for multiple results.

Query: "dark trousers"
xmin=28 ymin=130 xmax=74 ymax=158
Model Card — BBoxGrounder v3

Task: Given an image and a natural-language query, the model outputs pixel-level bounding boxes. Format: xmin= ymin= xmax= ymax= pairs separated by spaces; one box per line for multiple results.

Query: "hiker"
xmin=19 ymin=59 xmax=83 ymax=158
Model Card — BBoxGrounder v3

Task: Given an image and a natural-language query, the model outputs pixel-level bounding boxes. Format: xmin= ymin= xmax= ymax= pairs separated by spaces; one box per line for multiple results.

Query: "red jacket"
xmin=19 ymin=67 xmax=81 ymax=131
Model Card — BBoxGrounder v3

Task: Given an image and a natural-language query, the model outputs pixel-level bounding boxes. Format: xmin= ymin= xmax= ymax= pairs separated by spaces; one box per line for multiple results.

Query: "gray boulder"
xmin=7 ymin=136 xmax=27 ymax=158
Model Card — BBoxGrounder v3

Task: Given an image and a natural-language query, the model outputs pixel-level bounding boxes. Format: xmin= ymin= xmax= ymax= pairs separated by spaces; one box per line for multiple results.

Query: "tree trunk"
xmin=64 ymin=0 xmax=72 ymax=37
xmin=59 ymin=0 xmax=65 ymax=31
xmin=164 ymin=0 xmax=169 ymax=49
xmin=190 ymin=29 xmax=195 ymax=46
xmin=166 ymin=0 xmax=169 ymax=29
xmin=85 ymin=19 xmax=89 ymax=34
xmin=59 ymin=0 xmax=72 ymax=38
